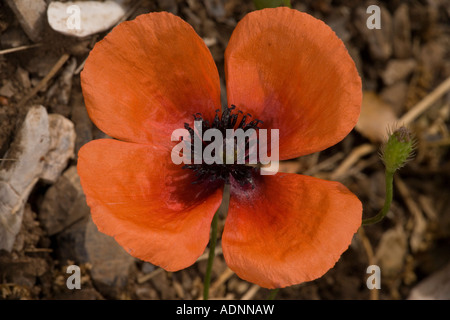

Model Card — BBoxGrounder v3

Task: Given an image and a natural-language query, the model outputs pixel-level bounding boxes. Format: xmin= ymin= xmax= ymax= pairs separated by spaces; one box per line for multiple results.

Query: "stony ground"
xmin=0 ymin=0 xmax=450 ymax=300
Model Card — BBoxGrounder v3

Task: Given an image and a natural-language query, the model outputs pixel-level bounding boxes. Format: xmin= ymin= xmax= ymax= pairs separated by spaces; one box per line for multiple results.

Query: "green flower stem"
xmin=283 ymin=0 xmax=292 ymax=8
xmin=253 ymin=0 xmax=291 ymax=9
xmin=267 ymin=288 xmax=280 ymax=300
xmin=203 ymin=211 xmax=219 ymax=300
xmin=362 ymin=170 xmax=394 ymax=225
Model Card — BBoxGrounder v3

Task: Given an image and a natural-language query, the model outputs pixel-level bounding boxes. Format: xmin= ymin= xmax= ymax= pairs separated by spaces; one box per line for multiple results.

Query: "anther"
xmin=179 ymin=105 xmax=264 ymax=187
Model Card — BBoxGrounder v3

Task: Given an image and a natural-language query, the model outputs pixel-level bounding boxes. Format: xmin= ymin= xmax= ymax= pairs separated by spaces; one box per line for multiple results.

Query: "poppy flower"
xmin=78 ymin=7 xmax=362 ymax=289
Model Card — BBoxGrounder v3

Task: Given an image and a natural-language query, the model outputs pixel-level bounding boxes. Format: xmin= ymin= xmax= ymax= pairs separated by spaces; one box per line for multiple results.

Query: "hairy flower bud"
xmin=381 ymin=127 xmax=416 ymax=173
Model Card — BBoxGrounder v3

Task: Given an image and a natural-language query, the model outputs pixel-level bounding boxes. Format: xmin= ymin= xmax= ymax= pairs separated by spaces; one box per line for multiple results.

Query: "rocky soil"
xmin=0 ymin=0 xmax=449 ymax=300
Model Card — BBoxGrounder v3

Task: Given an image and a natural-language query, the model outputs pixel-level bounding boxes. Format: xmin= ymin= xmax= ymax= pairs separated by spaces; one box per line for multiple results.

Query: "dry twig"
xmin=0 ymin=43 xmax=42 ymax=55
xmin=209 ymin=267 xmax=235 ymax=296
xmin=400 ymin=76 xmax=450 ymax=125
xmin=17 ymin=53 xmax=71 ymax=108
xmin=330 ymin=144 xmax=376 ymax=180
xmin=241 ymin=284 xmax=260 ymax=300
xmin=357 ymin=227 xmax=379 ymax=300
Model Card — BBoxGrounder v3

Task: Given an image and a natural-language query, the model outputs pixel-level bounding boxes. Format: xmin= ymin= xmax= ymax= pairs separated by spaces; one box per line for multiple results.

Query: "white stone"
xmin=0 ymin=106 xmax=76 ymax=251
xmin=5 ymin=0 xmax=47 ymax=42
xmin=41 ymin=114 xmax=76 ymax=183
xmin=408 ymin=262 xmax=450 ymax=300
xmin=47 ymin=1 xmax=127 ymax=38
xmin=0 ymin=106 xmax=49 ymax=251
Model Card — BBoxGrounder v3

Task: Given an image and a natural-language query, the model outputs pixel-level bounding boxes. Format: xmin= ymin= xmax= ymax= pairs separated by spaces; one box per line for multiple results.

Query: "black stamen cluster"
xmin=180 ymin=105 xmax=263 ymax=188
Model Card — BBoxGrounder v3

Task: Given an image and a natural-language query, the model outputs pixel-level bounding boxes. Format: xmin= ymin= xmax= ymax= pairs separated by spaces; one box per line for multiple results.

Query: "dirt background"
xmin=1 ymin=0 xmax=450 ymax=300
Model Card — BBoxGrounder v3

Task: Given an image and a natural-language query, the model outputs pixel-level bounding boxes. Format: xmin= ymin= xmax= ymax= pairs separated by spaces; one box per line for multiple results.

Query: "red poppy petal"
xmin=225 ymin=8 xmax=362 ymax=159
xmin=81 ymin=12 xmax=220 ymax=147
xmin=222 ymin=173 xmax=362 ymax=288
xmin=77 ymin=139 xmax=223 ymax=271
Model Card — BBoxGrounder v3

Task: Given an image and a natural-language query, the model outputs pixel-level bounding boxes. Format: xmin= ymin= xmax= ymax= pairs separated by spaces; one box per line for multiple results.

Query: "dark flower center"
xmin=180 ymin=105 xmax=264 ymax=188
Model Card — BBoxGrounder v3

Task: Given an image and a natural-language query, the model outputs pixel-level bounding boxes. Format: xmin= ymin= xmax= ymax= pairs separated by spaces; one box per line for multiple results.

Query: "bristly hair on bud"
xmin=380 ymin=126 xmax=417 ymax=173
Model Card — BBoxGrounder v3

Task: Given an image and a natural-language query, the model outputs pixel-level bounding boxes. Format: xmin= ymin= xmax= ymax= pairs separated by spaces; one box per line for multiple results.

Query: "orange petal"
xmin=222 ymin=173 xmax=362 ymax=288
xmin=77 ymin=139 xmax=223 ymax=271
xmin=225 ymin=8 xmax=362 ymax=159
xmin=81 ymin=12 xmax=220 ymax=147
